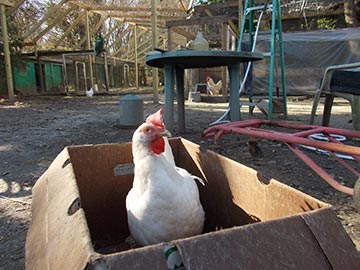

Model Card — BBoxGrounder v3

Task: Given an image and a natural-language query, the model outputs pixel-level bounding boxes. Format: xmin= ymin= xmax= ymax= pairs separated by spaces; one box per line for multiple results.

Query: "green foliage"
xmin=300 ymin=19 xmax=316 ymax=31
xmin=301 ymin=17 xmax=337 ymax=31
xmin=317 ymin=18 xmax=337 ymax=30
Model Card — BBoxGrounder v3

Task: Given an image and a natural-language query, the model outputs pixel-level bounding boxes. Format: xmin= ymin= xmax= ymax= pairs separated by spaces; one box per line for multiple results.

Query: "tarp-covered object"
xmin=251 ymin=27 xmax=360 ymax=95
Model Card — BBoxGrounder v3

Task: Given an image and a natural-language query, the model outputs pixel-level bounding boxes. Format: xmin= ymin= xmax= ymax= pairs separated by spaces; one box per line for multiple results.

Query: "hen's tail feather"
xmin=175 ymin=167 xmax=205 ymax=186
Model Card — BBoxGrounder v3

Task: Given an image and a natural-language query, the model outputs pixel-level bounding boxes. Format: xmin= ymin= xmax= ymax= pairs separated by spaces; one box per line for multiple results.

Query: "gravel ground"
xmin=0 ymin=92 xmax=359 ymax=269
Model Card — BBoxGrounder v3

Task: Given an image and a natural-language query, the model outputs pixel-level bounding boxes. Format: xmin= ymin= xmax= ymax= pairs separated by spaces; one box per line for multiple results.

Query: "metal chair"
xmin=310 ymin=62 xmax=360 ymax=130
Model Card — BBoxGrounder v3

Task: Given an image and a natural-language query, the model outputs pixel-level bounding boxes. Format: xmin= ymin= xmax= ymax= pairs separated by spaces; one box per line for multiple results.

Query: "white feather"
xmin=126 ymin=124 xmax=205 ymax=246
xmin=163 ymin=137 xmax=205 ymax=185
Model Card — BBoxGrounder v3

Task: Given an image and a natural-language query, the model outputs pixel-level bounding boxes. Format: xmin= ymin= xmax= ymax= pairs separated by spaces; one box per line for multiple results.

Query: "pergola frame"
xmin=1 ymin=0 xmax=193 ymax=99
xmin=17 ymin=0 xmax=190 ymax=62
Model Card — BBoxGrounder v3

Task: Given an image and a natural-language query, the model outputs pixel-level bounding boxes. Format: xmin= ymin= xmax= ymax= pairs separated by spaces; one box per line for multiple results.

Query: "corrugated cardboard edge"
xmin=301 ymin=208 xmax=360 ymax=269
xmin=86 ymin=244 xmax=168 ymax=270
xmin=178 ymin=137 xmax=330 ymax=219
xmin=174 ymin=208 xmax=360 ymax=269
xmin=25 ymin=147 xmax=94 ymax=270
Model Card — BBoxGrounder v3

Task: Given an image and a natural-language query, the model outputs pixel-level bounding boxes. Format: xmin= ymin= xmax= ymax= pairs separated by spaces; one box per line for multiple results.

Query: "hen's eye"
xmin=142 ymin=127 xmax=152 ymax=134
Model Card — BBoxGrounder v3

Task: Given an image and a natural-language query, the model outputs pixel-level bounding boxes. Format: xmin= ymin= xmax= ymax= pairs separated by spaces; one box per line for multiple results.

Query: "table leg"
xmin=322 ymin=94 xmax=334 ymax=127
xmin=175 ymin=66 xmax=185 ymax=133
xmin=164 ymin=64 xmax=175 ymax=133
xmin=228 ymin=63 xmax=241 ymax=121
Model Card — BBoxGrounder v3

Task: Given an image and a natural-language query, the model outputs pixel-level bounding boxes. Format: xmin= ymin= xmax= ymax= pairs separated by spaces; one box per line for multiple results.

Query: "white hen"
xmin=126 ymin=120 xmax=205 ymax=246
xmin=146 ymin=108 xmax=205 ymax=185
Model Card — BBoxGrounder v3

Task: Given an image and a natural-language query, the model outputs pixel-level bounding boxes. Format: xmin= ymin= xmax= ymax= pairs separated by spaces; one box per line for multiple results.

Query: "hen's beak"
xmin=160 ymin=129 xmax=172 ymax=138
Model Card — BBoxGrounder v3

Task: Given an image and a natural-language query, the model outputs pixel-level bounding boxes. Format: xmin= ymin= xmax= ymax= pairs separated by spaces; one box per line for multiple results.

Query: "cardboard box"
xmin=26 ymin=138 xmax=360 ymax=269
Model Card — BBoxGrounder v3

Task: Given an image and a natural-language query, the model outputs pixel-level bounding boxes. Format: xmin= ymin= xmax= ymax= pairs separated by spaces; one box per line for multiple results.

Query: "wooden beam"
xmin=0 ymin=4 xmax=14 ymax=100
xmin=151 ymin=0 xmax=159 ymax=102
xmin=55 ymin=10 xmax=87 ymax=48
xmin=68 ymin=1 xmax=185 ymax=13
xmin=121 ymin=37 xmax=159 ymax=63
xmin=200 ymin=6 xmax=240 ymax=39
xmin=166 ymin=15 xmax=232 ymax=27
xmin=32 ymin=6 xmax=73 ymax=42
xmin=178 ymin=0 xmax=187 ymax=11
xmin=194 ymin=1 xmax=238 ymax=13
xmin=0 ymin=0 xmax=14 ymax=7
xmin=137 ymin=40 xmax=153 ymax=58
xmin=171 ymin=26 xmax=195 ymax=40
xmin=93 ymin=13 xmax=110 ymax=32
xmin=23 ymin=0 xmax=68 ymax=39
xmin=92 ymin=12 xmax=185 ymax=21
xmin=204 ymin=8 xmax=212 ymax=17
xmin=120 ymin=42 xmax=135 ymax=59
xmin=103 ymin=20 xmax=122 ymax=41
xmin=228 ymin=18 xmax=239 ymax=38
xmin=133 ymin=30 xmax=152 ymax=51
xmin=167 ymin=26 xmax=172 ymax=51
xmin=112 ymin=28 xmax=139 ymax=58
xmin=238 ymin=0 xmax=243 ymax=35
xmin=110 ymin=26 xmax=133 ymax=49
xmin=8 ymin=0 xmax=24 ymax=13
xmin=123 ymin=22 xmax=168 ymax=34
xmin=122 ymin=28 xmax=150 ymax=60
xmin=89 ymin=10 xmax=168 ymax=30
xmin=85 ymin=11 xmax=94 ymax=88
xmin=134 ymin=25 xmax=138 ymax=89
xmin=78 ymin=14 xmax=110 ymax=48
xmin=116 ymin=17 xmax=167 ymax=25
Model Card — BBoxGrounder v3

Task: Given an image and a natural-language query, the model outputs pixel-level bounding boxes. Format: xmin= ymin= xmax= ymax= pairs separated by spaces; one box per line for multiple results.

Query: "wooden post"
xmin=85 ymin=11 xmax=94 ymax=90
xmin=238 ymin=0 xmax=243 ymax=30
xmin=0 ymin=3 xmax=14 ymax=100
xmin=167 ymin=27 xmax=173 ymax=51
xmin=151 ymin=0 xmax=159 ymax=103
xmin=62 ymin=54 xmax=68 ymax=93
xmin=36 ymin=53 xmax=46 ymax=94
xmin=103 ymin=53 xmax=110 ymax=92
xmin=222 ymin=22 xmax=228 ymax=96
xmin=134 ymin=25 xmax=139 ymax=89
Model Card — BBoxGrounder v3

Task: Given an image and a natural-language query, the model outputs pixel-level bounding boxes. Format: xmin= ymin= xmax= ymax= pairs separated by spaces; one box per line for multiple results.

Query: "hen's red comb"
xmin=146 ymin=108 xmax=164 ymax=129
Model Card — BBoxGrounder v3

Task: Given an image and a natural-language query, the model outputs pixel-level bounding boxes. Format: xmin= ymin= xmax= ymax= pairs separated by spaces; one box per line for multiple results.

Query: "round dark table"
xmin=146 ymin=50 xmax=263 ymax=132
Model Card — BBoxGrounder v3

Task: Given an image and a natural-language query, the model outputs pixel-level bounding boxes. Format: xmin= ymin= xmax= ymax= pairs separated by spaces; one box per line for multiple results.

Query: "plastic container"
xmin=119 ymin=94 xmax=143 ymax=127
xmin=191 ymin=31 xmax=209 ymax=50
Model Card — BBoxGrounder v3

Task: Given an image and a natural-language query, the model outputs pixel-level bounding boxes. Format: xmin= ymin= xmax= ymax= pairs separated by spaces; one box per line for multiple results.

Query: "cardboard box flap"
xmin=174 ymin=138 xmax=328 ymax=231
xmin=26 ymin=148 xmax=93 ymax=270
xmin=175 ymin=208 xmax=360 ymax=269
xmin=67 ymin=143 xmax=134 ymax=250
xmin=302 ymin=208 xmax=360 ymax=269
xmin=86 ymin=244 xmax=168 ymax=270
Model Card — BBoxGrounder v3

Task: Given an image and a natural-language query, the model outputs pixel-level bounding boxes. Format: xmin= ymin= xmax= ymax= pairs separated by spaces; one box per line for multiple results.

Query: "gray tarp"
xmin=250 ymin=27 xmax=360 ymax=96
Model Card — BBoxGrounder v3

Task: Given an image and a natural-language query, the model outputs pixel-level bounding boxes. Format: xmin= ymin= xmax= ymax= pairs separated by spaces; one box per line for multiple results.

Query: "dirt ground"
xmin=1 ymin=90 xmax=360 ymax=269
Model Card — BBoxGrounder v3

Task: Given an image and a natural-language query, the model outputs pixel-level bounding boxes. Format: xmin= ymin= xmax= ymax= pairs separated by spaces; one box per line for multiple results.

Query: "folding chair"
xmin=310 ymin=62 xmax=360 ymax=130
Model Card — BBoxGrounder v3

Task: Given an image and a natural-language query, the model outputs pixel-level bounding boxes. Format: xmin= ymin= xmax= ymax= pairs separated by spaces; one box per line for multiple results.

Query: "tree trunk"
xmin=344 ymin=0 xmax=360 ymax=27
